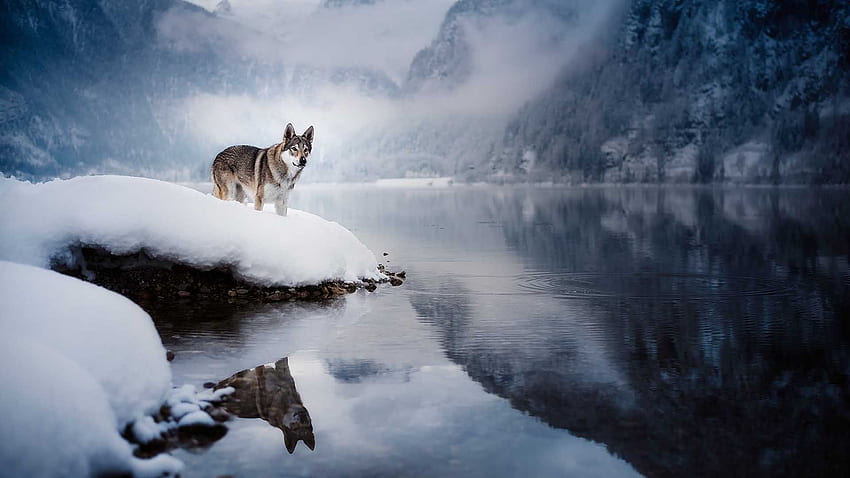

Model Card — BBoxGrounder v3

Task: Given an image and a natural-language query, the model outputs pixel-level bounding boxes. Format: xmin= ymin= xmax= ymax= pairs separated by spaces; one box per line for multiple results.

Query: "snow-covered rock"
xmin=0 ymin=175 xmax=381 ymax=286
xmin=0 ymin=261 xmax=181 ymax=477
xmin=0 ymin=261 xmax=171 ymax=425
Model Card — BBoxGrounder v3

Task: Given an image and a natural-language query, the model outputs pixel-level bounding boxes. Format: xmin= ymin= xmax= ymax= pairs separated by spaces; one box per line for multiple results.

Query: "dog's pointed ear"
xmin=283 ymin=432 xmax=298 ymax=454
xmin=303 ymin=125 xmax=314 ymax=143
xmin=304 ymin=432 xmax=316 ymax=451
xmin=284 ymin=123 xmax=296 ymax=142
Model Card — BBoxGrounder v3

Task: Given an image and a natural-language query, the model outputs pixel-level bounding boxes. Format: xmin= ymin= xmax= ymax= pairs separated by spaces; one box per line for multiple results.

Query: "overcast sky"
xmin=184 ymin=0 xmax=455 ymax=82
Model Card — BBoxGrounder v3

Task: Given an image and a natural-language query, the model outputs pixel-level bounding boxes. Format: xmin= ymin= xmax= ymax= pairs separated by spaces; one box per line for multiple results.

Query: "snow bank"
xmin=0 ymin=261 xmax=171 ymax=425
xmin=0 ymin=262 xmax=180 ymax=477
xmin=0 ymin=175 xmax=381 ymax=286
xmin=0 ymin=337 xmax=137 ymax=477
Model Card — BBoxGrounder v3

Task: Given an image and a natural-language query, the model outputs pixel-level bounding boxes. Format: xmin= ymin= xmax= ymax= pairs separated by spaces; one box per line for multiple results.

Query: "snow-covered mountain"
xmin=323 ymin=0 xmax=597 ymax=181
xmin=405 ymin=0 xmax=579 ymax=94
xmin=488 ymin=0 xmax=850 ymax=183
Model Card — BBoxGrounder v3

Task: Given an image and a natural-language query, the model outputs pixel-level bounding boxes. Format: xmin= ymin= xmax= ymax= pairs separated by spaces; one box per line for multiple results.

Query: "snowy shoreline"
xmin=0 ymin=175 xmax=384 ymax=287
xmin=58 ymin=245 xmax=404 ymax=304
xmin=0 ymin=175 xmax=405 ymax=476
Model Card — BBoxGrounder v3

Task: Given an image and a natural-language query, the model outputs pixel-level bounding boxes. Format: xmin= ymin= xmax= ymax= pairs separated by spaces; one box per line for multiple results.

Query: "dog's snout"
xmin=299 ymin=158 xmax=307 ymax=166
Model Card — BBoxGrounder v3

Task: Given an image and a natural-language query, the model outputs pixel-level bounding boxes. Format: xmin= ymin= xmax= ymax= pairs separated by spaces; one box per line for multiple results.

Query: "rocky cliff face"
xmin=405 ymin=0 xmax=577 ymax=94
xmin=488 ymin=0 xmax=850 ymax=183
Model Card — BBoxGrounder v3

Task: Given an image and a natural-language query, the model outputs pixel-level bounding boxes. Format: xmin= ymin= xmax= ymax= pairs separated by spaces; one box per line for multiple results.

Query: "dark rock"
xmin=166 ymin=351 xmax=175 ymax=362
xmin=383 ymin=252 xmax=389 ymax=256
xmin=177 ymin=423 xmax=228 ymax=446
xmin=53 ymin=246 xmax=405 ymax=305
xmin=390 ymin=277 xmax=403 ymax=287
xmin=396 ymin=271 xmax=406 ymax=278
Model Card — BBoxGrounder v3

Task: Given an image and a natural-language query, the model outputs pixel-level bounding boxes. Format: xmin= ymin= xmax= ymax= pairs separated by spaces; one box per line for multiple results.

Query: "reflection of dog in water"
xmin=217 ymin=357 xmax=315 ymax=453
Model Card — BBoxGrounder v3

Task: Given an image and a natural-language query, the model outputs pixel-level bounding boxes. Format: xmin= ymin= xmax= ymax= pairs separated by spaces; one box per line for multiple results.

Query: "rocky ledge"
xmin=54 ymin=246 xmax=405 ymax=304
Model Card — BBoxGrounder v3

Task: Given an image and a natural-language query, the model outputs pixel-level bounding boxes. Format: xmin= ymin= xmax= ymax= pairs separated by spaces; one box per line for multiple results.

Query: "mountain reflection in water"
xmin=217 ymin=357 xmax=315 ymax=454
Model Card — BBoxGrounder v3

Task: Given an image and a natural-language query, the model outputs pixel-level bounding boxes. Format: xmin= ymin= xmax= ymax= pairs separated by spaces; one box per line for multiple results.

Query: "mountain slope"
xmin=488 ymin=0 xmax=850 ymax=183
xmin=0 ymin=0 xmax=399 ymax=180
xmin=0 ymin=0 xmax=224 ymax=179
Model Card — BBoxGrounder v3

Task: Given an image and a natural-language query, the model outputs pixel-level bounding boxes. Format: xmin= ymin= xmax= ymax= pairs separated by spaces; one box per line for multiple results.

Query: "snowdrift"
xmin=0 ymin=261 xmax=180 ymax=477
xmin=0 ymin=175 xmax=381 ymax=286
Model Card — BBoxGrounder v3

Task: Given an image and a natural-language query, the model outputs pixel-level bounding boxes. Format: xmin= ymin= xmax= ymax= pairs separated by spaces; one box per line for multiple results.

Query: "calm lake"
xmin=149 ymin=185 xmax=850 ymax=478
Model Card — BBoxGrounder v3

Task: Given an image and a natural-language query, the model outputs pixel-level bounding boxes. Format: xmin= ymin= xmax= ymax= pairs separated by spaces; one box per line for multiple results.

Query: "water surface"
xmin=151 ymin=185 xmax=850 ymax=478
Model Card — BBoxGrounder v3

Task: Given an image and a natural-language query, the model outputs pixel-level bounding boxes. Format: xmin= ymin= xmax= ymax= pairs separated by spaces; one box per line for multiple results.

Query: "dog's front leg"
xmin=274 ymin=198 xmax=288 ymax=216
xmin=274 ymin=190 xmax=290 ymax=216
xmin=254 ymin=186 xmax=265 ymax=211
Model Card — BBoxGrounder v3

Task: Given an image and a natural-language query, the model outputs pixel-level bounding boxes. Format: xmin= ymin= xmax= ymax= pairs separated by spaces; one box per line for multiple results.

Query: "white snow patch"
xmin=197 ymin=385 xmax=235 ymax=402
xmin=0 ymin=175 xmax=381 ymax=286
xmin=0 ymin=337 xmax=137 ymax=477
xmin=132 ymin=416 xmax=164 ymax=444
xmin=0 ymin=263 xmax=181 ymax=477
xmin=128 ymin=384 xmax=233 ymax=445
xmin=167 ymin=384 xmax=199 ymax=408
xmin=178 ymin=410 xmax=216 ymax=427
xmin=170 ymin=402 xmax=202 ymax=420
xmin=0 ymin=261 xmax=171 ymax=426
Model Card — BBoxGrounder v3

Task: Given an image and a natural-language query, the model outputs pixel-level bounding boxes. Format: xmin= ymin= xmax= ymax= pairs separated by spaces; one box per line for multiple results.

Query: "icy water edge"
xmin=147 ymin=185 xmax=850 ymax=478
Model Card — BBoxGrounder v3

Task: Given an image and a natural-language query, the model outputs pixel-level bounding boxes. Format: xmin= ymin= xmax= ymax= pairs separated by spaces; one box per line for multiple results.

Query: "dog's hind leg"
xmin=213 ymin=181 xmax=228 ymax=200
xmin=254 ymin=186 xmax=265 ymax=211
xmin=234 ymin=184 xmax=246 ymax=203
xmin=211 ymin=167 xmax=232 ymax=200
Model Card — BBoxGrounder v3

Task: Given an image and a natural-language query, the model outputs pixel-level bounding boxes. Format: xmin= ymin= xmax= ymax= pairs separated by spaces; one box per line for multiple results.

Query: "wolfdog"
xmin=211 ymin=123 xmax=314 ymax=216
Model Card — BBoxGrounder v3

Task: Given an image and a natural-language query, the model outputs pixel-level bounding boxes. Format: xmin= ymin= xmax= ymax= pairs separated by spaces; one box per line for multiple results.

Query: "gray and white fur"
xmin=211 ymin=123 xmax=314 ymax=216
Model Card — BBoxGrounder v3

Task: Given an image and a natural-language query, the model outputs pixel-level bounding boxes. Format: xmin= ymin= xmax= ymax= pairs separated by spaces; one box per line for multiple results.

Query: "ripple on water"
xmin=516 ymin=271 xmax=793 ymax=300
xmin=405 ymin=271 xmax=793 ymax=300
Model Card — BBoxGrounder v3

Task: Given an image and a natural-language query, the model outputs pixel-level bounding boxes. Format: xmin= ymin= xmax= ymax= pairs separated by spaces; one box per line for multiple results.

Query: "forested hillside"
xmin=488 ymin=0 xmax=850 ymax=183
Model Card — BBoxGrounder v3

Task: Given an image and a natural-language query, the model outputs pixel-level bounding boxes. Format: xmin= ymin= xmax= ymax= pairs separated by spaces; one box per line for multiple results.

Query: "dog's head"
xmin=283 ymin=123 xmax=314 ymax=169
